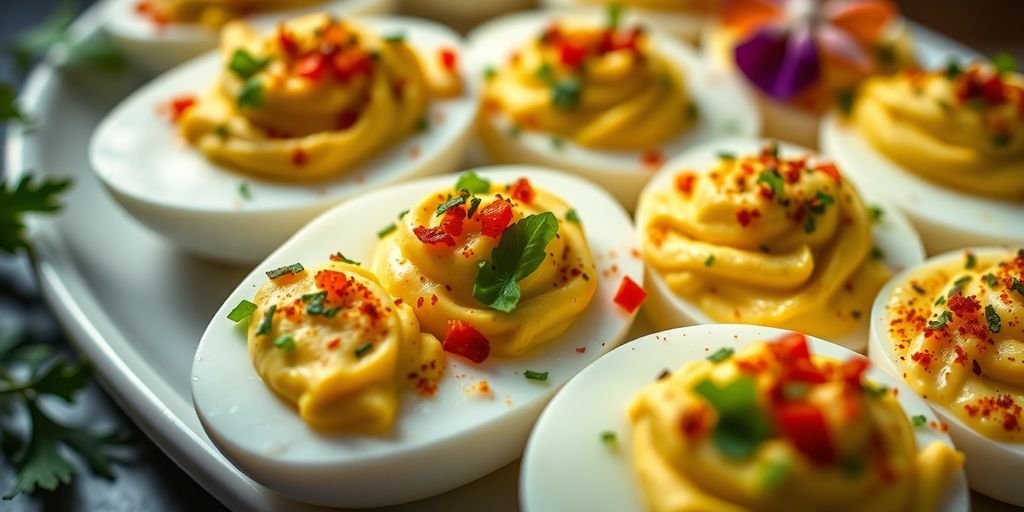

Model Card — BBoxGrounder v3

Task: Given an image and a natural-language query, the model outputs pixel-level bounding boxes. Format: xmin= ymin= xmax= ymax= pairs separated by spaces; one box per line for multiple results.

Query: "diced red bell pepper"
xmin=980 ymin=73 xmax=1008 ymax=105
xmin=815 ymin=162 xmax=842 ymax=182
xmin=768 ymin=333 xmax=811 ymax=363
xmin=776 ymin=401 xmax=836 ymax=465
xmin=169 ymin=95 xmax=196 ymax=122
xmin=841 ymin=357 xmax=870 ymax=388
xmin=478 ymin=199 xmax=513 ymax=238
xmin=558 ymin=40 xmax=588 ymax=69
xmin=613 ymin=276 xmax=646 ymax=313
xmin=277 ymin=28 xmax=299 ymax=56
xmin=443 ymin=320 xmax=490 ymax=363
xmin=509 ymin=178 xmax=535 ymax=204
xmin=295 ymin=52 xmax=329 ymax=81
xmin=440 ymin=205 xmax=466 ymax=237
xmin=413 ymin=225 xmax=456 ymax=246
xmin=439 ymin=47 xmax=458 ymax=73
xmin=332 ymin=49 xmax=374 ymax=83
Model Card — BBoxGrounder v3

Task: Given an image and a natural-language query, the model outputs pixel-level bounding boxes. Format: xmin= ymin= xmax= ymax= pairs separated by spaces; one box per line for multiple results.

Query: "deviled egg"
xmin=821 ymin=57 xmax=1024 ymax=253
xmin=635 ymin=138 xmax=924 ymax=352
xmin=870 ymin=247 xmax=1024 ymax=505
xmin=466 ymin=8 xmax=760 ymax=211
xmin=541 ymin=0 xmax=719 ymax=42
xmin=192 ymin=167 xmax=643 ymax=507
xmin=704 ymin=0 xmax=915 ymax=147
xmin=90 ymin=13 xmax=477 ymax=263
xmin=105 ymin=0 xmax=394 ymax=72
xmin=521 ymin=325 xmax=969 ymax=512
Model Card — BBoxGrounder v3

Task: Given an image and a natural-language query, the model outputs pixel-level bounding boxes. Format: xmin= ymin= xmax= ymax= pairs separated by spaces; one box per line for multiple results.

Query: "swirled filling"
xmin=246 ymin=260 xmax=444 ymax=432
xmin=628 ymin=333 xmax=962 ymax=512
xmin=480 ymin=13 xmax=695 ymax=151
xmin=638 ymin=144 xmax=888 ymax=338
xmin=370 ymin=173 xmax=596 ymax=361
xmin=853 ymin=59 xmax=1024 ymax=199
xmin=885 ymin=249 xmax=1024 ymax=442
xmin=178 ymin=13 xmax=462 ymax=180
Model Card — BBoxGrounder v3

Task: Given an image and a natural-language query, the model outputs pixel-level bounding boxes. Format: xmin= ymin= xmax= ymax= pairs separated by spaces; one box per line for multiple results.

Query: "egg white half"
xmin=191 ymin=166 xmax=642 ymax=508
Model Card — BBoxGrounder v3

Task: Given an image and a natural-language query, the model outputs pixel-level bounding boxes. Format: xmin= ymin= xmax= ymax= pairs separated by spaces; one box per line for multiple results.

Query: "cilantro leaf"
xmin=473 ymin=212 xmax=559 ymax=313
xmin=454 ymin=171 xmax=491 ymax=194
xmin=0 ymin=175 xmax=72 ymax=254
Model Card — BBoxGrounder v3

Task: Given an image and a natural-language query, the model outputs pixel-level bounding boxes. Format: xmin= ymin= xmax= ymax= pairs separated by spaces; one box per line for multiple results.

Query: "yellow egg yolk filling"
xmin=853 ymin=62 xmax=1024 ymax=199
xmin=371 ymin=175 xmax=596 ymax=359
xmin=480 ymin=19 xmax=695 ymax=152
xmin=140 ymin=0 xmax=323 ymax=26
xmin=885 ymin=249 xmax=1024 ymax=442
xmin=638 ymin=145 xmax=889 ymax=338
xmin=179 ymin=12 xmax=462 ymax=181
xmin=628 ymin=334 xmax=962 ymax=512
xmin=248 ymin=260 xmax=444 ymax=432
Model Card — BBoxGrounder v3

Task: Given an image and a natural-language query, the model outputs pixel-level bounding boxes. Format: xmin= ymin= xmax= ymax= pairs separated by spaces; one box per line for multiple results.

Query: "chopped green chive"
xmin=332 ymin=252 xmax=360 ymax=265
xmin=377 ymin=223 xmax=397 ymax=238
xmin=600 ymin=430 xmax=617 ymax=444
xmin=912 ymin=283 xmax=926 ymax=294
xmin=1011 ymin=277 xmax=1024 ymax=297
xmin=524 ymin=370 xmax=549 ymax=381
xmin=256 ymin=304 xmax=276 ymax=336
xmin=551 ymin=78 xmax=582 ymax=110
xmin=436 ymin=190 xmax=470 ymax=216
xmin=985 ymin=305 xmax=1001 ymax=333
xmin=467 ymin=197 xmax=482 ymax=219
xmin=274 ymin=334 xmax=296 ymax=351
xmin=911 ymin=414 xmax=927 ymax=428
xmin=565 ymin=209 xmax=580 ymax=223
xmin=717 ymin=151 xmax=736 ymax=160
xmin=238 ymin=182 xmax=251 ymax=200
xmin=398 ymin=209 xmax=409 ymax=220
xmin=266 ymin=263 xmax=304 ymax=279
xmin=934 ymin=296 xmax=946 ymax=306
xmin=867 ymin=204 xmax=884 ymax=223
xmin=983 ymin=273 xmax=999 ymax=287
xmin=706 ymin=347 xmax=733 ymax=363
xmin=355 ymin=342 xmax=374 ymax=358
xmin=383 ymin=32 xmax=406 ymax=43
xmin=953 ymin=275 xmax=972 ymax=288
xmin=228 ymin=49 xmax=271 ymax=80
xmin=227 ymin=300 xmax=257 ymax=322
xmin=965 ymin=253 xmax=977 ymax=269
xmin=704 ymin=254 xmax=716 ymax=267
xmin=927 ymin=310 xmax=952 ymax=330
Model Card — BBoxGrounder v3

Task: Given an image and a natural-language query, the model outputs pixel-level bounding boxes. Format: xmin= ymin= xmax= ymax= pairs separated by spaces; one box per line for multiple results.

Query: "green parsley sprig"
xmin=0 ymin=175 xmax=71 ymax=255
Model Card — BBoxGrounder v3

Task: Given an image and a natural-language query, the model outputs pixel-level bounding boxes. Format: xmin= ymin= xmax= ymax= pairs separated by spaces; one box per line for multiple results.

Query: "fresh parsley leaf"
xmin=927 ymin=310 xmax=952 ymax=330
xmin=0 ymin=174 xmax=72 ymax=254
xmin=911 ymin=414 xmax=927 ymax=428
xmin=473 ymin=212 xmax=559 ymax=313
xmin=227 ymin=300 xmax=257 ymax=322
xmin=266 ymin=263 xmax=304 ymax=279
xmin=706 ymin=347 xmax=732 ymax=363
xmin=694 ymin=377 xmax=772 ymax=459
xmin=985 ymin=305 xmax=1001 ymax=333
xmin=524 ymin=370 xmax=548 ymax=381
xmin=551 ymin=78 xmax=582 ymax=110
xmin=0 ymin=84 xmax=27 ymax=123
xmin=237 ymin=78 xmax=265 ymax=109
xmin=756 ymin=170 xmax=785 ymax=199
xmin=454 ymin=171 xmax=491 ymax=194
xmin=228 ymin=49 xmax=271 ymax=80
xmin=301 ymin=291 xmax=340 ymax=317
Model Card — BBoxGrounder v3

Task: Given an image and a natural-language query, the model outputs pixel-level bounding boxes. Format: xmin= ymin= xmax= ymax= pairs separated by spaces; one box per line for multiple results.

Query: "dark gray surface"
xmin=0 ymin=1 xmax=226 ymax=511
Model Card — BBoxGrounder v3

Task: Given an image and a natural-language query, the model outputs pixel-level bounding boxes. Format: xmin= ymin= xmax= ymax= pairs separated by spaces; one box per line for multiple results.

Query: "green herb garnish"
xmin=467 ymin=197 xmax=482 ymax=219
xmin=551 ymin=78 xmax=583 ymax=110
xmin=383 ymin=32 xmax=406 ymax=43
xmin=870 ymin=247 xmax=885 ymax=261
xmin=565 ymin=209 xmax=580 ymax=223
xmin=694 ymin=376 xmax=773 ymax=459
xmin=983 ymin=273 xmax=999 ymax=287
xmin=706 ymin=347 xmax=733 ymax=363
xmin=717 ymin=151 xmax=736 ymax=160
xmin=550 ymin=137 xmax=565 ymax=150
xmin=0 ymin=175 xmax=71 ymax=254
xmin=273 ymin=335 xmax=296 ymax=351
xmin=483 ymin=66 xmax=497 ymax=80
xmin=1011 ymin=277 xmax=1024 ymax=297
xmin=238 ymin=182 xmax=251 ymax=200
xmin=227 ymin=300 xmax=257 ymax=323
xmin=606 ymin=3 xmax=625 ymax=29
xmin=228 ymin=49 xmax=270 ymax=80
xmin=867 ymin=204 xmax=884 ymax=223
xmin=911 ymin=415 xmax=927 ymax=427
xmin=266 ymin=263 xmax=304 ymax=279
xmin=935 ymin=296 xmax=946 ymax=306
xmin=473 ymin=212 xmax=559 ymax=313
xmin=236 ymin=77 xmax=265 ymax=109
xmin=756 ymin=170 xmax=785 ymax=199
xmin=863 ymin=382 xmax=890 ymax=398
xmin=600 ymin=430 xmax=617 ymax=444
xmin=524 ymin=370 xmax=549 ymax=381
xmin=704 ymin=254 xmax=716 ymax=267
xmin=332 ymin=252 xmax=360 ymax=266
xmin=301 ymin=291 xmax=339 ymax=317
xmin=354 ymin=342 xmax=374 ymax=358
xmin=836 ymin=88 xmax=855 ymax=116
xmin=759 ymin=459 xmax=791 ymax=490
xmin=377 ymin=223 xmax=397 ymax=238
xmin=256 ymin=305 xmax=276 ymax=336
xmin=454 ymin=171 xmax=491 ymax=194
xmin=944 ymin=58 xmax=962 ymax=80
xmin=927 ymin=310 xmax=952 ymax=330
xmin=985 ymin=304 xmax=1001 ymax=333
xmin=436 ymin=190 xmax=470 ymax=217
xmin=965 ymin=252 xmax=977 ymax=269
xmin=992 ymin=52 xmax=1017 ymax=75
xmin=803 ymin=215 xmax=816 ymax=234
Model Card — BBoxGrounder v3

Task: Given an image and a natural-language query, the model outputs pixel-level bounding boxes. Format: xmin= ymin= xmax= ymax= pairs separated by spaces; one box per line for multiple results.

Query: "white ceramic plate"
xmin=636 ymin=136 xmax=925 ymax=353
xmin=521 ymin=323 xmax=971 ymax=512
xmin=6 ymin=4 xmax=1015 ymax=511
xmin=103 ymin=0 xmax=397 ymax=73
xmin=539 ymin=0 xmax=709 ymax=42
xmin=192 ymin=168 xmax=643 ymax=507
xmin=90 ymin=15 xmax=478 ymax=264
xmin=465 ymin=9 xmax=761 ymax=211
xmin=869 ymin=247 xmax=1024 ymax=506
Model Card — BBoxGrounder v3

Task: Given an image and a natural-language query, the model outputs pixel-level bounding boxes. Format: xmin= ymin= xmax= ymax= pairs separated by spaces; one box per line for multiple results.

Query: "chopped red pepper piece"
xmin=413 ymin=225 xmax=456 ymax=246
xmin=439 ymin=47 xmax=458 ymax=73
xmin=440 ymin=205 xmax=466 ymax=237
xmin=558 ymin=40 xmax=588 ymax=69
xmin=442 ymin=320 xmax=490 ymax=363
xmin=642 ymin=149 xmax=665 ymax=169
xmin=675 ymin=173 xmax=696 ymax=195
xmin=295 ymin=52 xmax=329 ymax=81
xmin=332 ymin=48 xmax=374 ymax=83
xmin=478 ymin=199 xmax=514 ymax=238
xmin=815 ymin=162 xmax=842 ymax=182
xmin=169 ymin=96 xmax=196 ymax=122
xmin=315 ymin=269 xmax=351 ymax=303
xmin=613 ymin=276 xmax=646 ymax=313
xmin=277 ymin=28 xmax=299 ymax=56
xmin=509 ymin=178 xmax=535 ymax=203
xmin=768 ymin=333 xmax=811 ymax=362
xmin=840 ymin=357 xmax=870 ymax=388
xmin=775 ymin=401 xmax=836 ymax=465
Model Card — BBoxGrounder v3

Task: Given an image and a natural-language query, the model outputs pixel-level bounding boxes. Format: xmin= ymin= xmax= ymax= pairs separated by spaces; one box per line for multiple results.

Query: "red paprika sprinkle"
xmin=675 ymin=173 xmax=696 ymax=196
xmin=642 ymin=149 xmax=665 ymax=169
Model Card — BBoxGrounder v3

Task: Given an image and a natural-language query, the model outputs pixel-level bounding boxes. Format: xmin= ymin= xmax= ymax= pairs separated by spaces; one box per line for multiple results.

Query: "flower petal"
xmin=824 ymin=0 xmax=896 ymax=44
xmin=721 ymin=0 xmax=784 ymax=35
xmin=735 ymin=26 xmax=820 ymax=100
xmin=818 ymin=24 xmax=871 ymax=72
